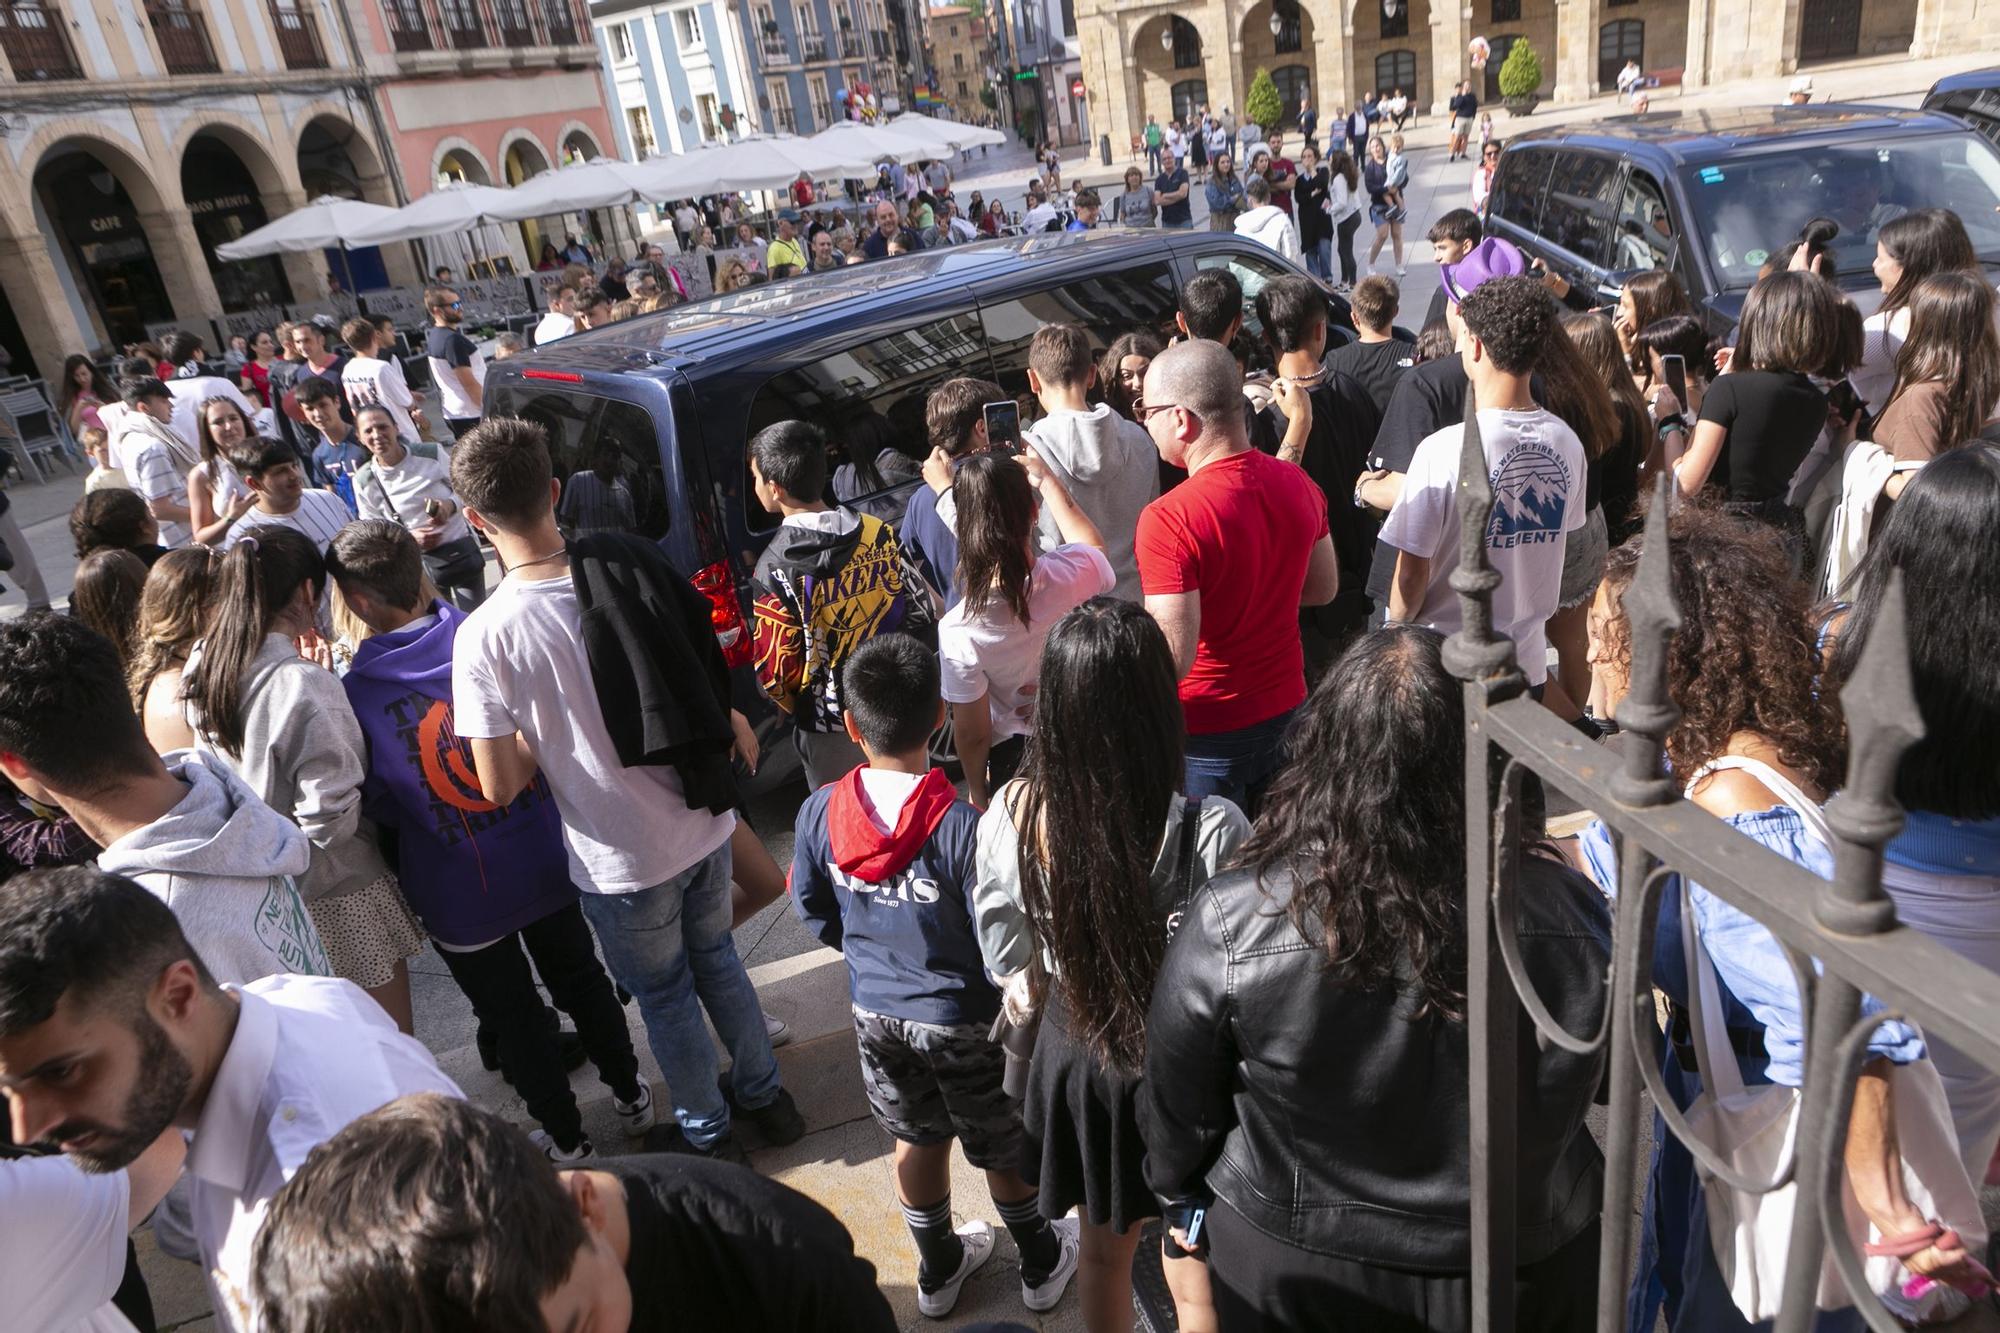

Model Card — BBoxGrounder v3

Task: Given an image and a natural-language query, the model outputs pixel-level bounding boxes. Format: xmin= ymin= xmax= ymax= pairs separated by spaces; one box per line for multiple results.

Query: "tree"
xmin=1498 ymin=39 xmax=1543 ymax=99
xmin=1245 ymin=68 xmax=1284 ymax=133
xmin=979 ymin=85 xmax=997 ymax=111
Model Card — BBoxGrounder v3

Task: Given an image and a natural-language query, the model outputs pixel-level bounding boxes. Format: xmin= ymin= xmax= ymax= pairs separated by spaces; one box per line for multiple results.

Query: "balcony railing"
xmin=537 ymin=0 xmax=578 ymax=44
xmin=437 ymin=0 xmax=484 ymax=48
xmin=838 ymin=30 xmax=861 ymax=58
xmin=490 ymin=0 xmax=532 ymax=45
xmin=799 ymin=32 xmax=826 ymax=60
xmin=813 ymin=100 xmax=834 ymax=126
xmin=869 ymin=29 xmax=889 ymax=57
xmin=145 ymin=0 xmax=219 ymax=75
xmin=770 ymin=105 xmax=796 ymax=131
xmin=382 ymin=0 xmax=432 ymax=50
xmin=268 ymin=0 xmax=327 ymax=68
xmin=0 ymin=1 xmax=83 ymax=80
xmin=759 ymin=32 xmax=792 ymax=61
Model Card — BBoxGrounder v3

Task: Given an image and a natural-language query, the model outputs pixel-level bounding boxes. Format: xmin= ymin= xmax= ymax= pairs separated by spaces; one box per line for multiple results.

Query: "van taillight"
xmin=692 ymin=560 xmax=753 ymax=668
xmin=521 ymin=369 xmax=584 ymax=382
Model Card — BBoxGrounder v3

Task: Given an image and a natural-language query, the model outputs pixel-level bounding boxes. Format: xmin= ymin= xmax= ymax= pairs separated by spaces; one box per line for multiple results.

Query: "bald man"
xmin=1133 ymin=341 xmax=1338 ymax=815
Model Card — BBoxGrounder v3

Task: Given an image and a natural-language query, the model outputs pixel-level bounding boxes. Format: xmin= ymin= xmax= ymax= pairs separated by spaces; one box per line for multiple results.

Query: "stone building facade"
xmin=927 ymin=3 xmax=991 ymax=122
xmin=1081 ymin=0 xmax=1997 ymax=155
xmin=0 ymin=0 xmax=612 ymax=382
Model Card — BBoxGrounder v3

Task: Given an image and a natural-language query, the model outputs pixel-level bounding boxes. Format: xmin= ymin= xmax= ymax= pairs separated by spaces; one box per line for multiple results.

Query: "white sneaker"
xmin=1396 ymin=264 xmax=1408 ymax=276
xmin=765 ymin=1012 xmax=791 ymax=1047
xmin=916 ymin=1219 xmax=995 ymax=1319
xmin=614 ymin=1082 xmax=656 ymax=1135
xmin=529 ymin=1128 xmax=596 ymax=1164
xmin=1021 ymin=1215 xmax=1081 ymax=1312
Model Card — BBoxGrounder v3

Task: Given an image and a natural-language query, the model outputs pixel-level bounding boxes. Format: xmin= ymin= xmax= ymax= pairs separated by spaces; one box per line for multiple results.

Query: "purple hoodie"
xmin=342 ymin=600 xmax=577 ymax=946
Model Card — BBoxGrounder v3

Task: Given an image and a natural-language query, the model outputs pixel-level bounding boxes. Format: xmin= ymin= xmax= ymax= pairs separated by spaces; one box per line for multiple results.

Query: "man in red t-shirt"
xmin=1264 ymin=128 xmax=1297 ymax=217
xmin=1135 ymin=340 xmax=1338 ymax=814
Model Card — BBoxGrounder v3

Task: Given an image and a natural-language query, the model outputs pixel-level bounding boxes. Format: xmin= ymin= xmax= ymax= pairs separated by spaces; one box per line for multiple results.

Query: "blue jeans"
xmin=578 ymin=841 xmax=781 ymax=1146
xmin=1146 ymin=144 xmax=1162 ymax=174
xmin=1183 ymin=707 xmax=1297 ymax=816
xmin=1304 ymin=236 xmax=1332 ymax=282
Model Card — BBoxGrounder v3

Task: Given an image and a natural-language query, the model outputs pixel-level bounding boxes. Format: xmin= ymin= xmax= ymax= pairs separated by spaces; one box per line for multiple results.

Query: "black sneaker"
xmin=719 ymin=1078 xmax=806 ymax=1147
xmin=476 ymin=1028 xmax=588 ymax=1081
xmin=642 ymin=1122 xmax=751 ymax=1165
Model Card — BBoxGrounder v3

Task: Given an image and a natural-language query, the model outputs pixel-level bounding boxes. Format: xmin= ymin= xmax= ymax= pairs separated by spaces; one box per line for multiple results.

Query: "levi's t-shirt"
xmin=939 ymin=544 xmax=1115 ymax=741
xmin=1135 ymin=448 xmax=1329 ymax=735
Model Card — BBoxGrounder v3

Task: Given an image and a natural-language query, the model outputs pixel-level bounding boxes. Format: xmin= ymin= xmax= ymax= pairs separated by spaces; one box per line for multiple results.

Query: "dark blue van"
xmin=1484 ymin=106 xmax=2000 ymax=333
xmin=484 ymin=228 xmax=1342 ymax=782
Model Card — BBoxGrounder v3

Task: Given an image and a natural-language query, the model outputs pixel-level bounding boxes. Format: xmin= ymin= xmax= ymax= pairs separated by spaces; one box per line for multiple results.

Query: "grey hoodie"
xmin=97 ymin=750 xmax=329 ymax=984
xmin=1025 ymin=404 xmax=1160 ymax=603
xmin=189 ymin=633 xmax=395 ymax=905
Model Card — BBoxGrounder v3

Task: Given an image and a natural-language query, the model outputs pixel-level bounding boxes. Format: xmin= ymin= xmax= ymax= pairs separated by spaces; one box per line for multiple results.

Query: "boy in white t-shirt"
xmin=338 ymin=317 xmax=425 ymax=445
xmin=1380 ymin=275 xmax=1585 ymax=688
xmin=447 ymin=417 xmax=799 ymax=1164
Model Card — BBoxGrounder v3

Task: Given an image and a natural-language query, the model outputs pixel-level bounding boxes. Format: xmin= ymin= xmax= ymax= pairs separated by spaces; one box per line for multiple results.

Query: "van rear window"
xmin=483 ymin=384 xmax=673 ymax=541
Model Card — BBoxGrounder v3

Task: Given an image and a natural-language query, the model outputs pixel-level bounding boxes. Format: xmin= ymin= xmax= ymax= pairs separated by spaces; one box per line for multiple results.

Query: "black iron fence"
xmin=1447 ymin=416 xmax=2000 ymax=1331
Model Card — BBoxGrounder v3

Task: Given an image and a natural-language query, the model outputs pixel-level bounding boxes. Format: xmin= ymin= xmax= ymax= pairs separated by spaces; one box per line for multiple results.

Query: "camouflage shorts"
xmin=852 ymin=1006 xmax=1024 ymax=1171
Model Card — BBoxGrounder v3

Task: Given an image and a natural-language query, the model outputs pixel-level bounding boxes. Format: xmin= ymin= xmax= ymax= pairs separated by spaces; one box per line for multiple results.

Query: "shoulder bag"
xmin=1678 ymin=755 xmax=1984 ymax=1320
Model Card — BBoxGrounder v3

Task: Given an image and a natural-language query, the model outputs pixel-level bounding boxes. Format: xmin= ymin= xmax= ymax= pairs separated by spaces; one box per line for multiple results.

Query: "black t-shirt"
xmin=1324 ymin=338 xmax=1418 ymax=419
xmin=1364 ymin=356 xmax=1471 ymax=604
xmin=296 ymin=351 xmax=352 ymax=425
xmin=1695 ymin=369 xmax=1828 ymax=503
xmin=1600 ymin=399 xmax=1647 ymax=544
xmin=606 ymin=1155 xmax=897 ymax=1333
xmin=1255 ymin=371 xmax=1382 ymax=639
xmin=1156 ymin=168 xmax=1192 ymax=225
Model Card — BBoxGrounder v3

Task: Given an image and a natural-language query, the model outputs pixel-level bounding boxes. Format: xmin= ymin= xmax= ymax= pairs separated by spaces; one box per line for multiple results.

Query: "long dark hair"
xmin=58 ymin=354 xmax=113 ymax=417
xmin=953 ymin=452 xmax=1035 ymax=626
xmin=837 ymin=413 xmax=902 ymax=495
xmin=1536 ymin=316 xmax=1617 ymax=460
xmin=1013 ymin=599 xmax=1185 ymax=1070
xmin=1327 ymin=149 xmax=1359 ymax=192
xmin=1240 ymin=626 xmax=1469 ymax=1020
xmin=1886 ymin=272 xmax=2000 ymax=446
xmin=1601 ymin=508 xmax=1843 ymax=795
xmin=183 ymin=528 xmax=325 ymax=757
xmin=70 ymin=549 xmax=149 ymax=673
xmin=1876 ymin=208 xmax=1978 ymax=318
xmin=1827 ymin=444 xmax=2000 ymax=818
xmin=1621 ymin=271 xmax=1693 ymax=377
xmin=1098 ymin=330 xmax=1164 ymax=420
xmin=1564 ymin=310 xmax=1648 ymax=430
xmin=197 ymin=396 xmax=257 ymax=468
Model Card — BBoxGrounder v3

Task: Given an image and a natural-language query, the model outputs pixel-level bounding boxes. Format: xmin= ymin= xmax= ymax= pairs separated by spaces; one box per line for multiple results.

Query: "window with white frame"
xmin=697 ymin=92 xmax=721 ymax=141
xmin=607 ymin=23 xmax=634 ymax=60
xmin=627 ymin=105 xmax=657 ymax=156
xmin=793 ymin=2 xmax=814 ymax=33
xmin=767 ymin=77 xmax=796 ymax=129
xmin=673 ymin=7 xmax=703 ymax=49
xmin=807 ymin=71 xmax=830 ymax=124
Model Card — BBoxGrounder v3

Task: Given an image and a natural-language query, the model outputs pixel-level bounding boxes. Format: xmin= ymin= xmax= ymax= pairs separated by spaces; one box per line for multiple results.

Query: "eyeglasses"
xmin=1133 ymin=400 xmax=1202 ymax=428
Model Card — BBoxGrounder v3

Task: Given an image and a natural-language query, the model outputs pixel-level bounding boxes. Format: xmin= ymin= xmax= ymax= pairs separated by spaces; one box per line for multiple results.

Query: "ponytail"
xmin=183 ymin=528 xmax=325 ymax=756
xmin=953 ymin=452 xmax=1036 ymax=626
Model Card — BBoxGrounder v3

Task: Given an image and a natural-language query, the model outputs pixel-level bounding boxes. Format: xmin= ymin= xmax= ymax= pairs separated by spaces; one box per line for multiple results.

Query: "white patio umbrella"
xmin=214 ymin=195 xmax=401 ymax=259
xmin=808 ymin=119 xmax=941 ymax=166
xmin=638 ymin=134 xmax=878 ymax=197
xmin=484 ymin=157 xmax=670 ymax=222
xmin=887 ymin=113 xmax=1007 ymax=152
xmin=345 ymin=181 xmax=524 ymax=246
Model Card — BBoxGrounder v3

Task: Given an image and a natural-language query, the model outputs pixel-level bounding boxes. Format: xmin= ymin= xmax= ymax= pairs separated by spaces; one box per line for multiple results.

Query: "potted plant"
xmin=1498 ymin=38 xmax=1542 ymax=115
xmin=1245 ymin=67 xmax=1284 ymax=135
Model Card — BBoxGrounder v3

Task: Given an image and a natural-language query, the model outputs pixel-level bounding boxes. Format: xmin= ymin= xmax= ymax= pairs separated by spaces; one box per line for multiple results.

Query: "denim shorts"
xmin=852 ymin=1006 xmax=1023 ymax=1169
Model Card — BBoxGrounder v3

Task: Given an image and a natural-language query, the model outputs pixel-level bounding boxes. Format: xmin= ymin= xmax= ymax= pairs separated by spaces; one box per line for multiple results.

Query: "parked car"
xmin=1482 ymin=106 xmax=2000 ymax=334
xmin=484 ymin=228 xmax=1351 ymax=786
xmin=1925 ymin=67 xmax=2000 ymax=150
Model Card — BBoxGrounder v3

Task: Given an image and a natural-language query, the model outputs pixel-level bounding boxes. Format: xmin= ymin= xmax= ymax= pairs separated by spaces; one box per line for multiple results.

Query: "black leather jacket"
xmin=1141 ymin=852 xmax=1611 ymax=1270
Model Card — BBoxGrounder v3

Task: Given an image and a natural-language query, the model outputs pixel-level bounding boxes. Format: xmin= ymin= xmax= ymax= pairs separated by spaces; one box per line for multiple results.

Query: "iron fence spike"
xmin=1611 ymin=475 xmax=1680 ymax=808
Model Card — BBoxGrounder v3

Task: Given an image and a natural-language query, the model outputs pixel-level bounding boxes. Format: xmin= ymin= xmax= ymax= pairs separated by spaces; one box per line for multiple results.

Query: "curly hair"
xmin=1239 ymin=626 xmax=1471 ymax=1021
xmin=1597 ymin=506 xmax=1843 ymax=793
xmin=1457 ymin=275 xmax=1553 ymax=375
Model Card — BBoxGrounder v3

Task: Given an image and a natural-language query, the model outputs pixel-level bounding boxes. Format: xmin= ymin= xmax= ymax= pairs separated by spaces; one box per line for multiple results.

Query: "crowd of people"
xmin=5 ymin=97 xmax=2000 ymax=1333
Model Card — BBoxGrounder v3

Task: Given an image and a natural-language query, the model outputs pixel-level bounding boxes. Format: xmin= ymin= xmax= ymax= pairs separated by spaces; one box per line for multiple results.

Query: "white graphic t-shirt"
xmin=1378 ymin=406 xmax=1586 ymax=685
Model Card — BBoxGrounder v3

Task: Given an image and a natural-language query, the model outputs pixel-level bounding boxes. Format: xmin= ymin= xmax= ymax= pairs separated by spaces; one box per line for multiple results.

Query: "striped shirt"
xmin=224 ymin=490 xmax=352 ymax=553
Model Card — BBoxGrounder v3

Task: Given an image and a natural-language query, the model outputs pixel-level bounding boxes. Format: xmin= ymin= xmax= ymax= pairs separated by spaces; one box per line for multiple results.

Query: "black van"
xmin=1483 ymin=106 xmax=2000 ymax=333
xmin=485 ymin=228 xmax=1345 ymax=782
xmin=1925 ymin=67 xmax=2000 ymax=150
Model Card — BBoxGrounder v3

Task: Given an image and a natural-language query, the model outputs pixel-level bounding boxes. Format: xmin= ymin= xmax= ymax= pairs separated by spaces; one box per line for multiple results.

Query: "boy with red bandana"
xmin=790 ymin=633 xmax=1080 ymax=1320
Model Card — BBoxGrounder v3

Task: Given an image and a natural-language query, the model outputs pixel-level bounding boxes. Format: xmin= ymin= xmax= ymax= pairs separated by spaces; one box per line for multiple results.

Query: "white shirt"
xmin=225 ymin=489 xmax=353 ymax=552
xmin=187 ymin=975 xmax=462 ymax=1332
xmin=451 ymin=573 xmax=735 ymax=893
xmin=191 ymin=458 xmax=249 ymax=519
xmin=1853 ymin=306 xmax=1912 ymax=415
xmin=2 ymin=1156 xmax=138 ymax=1333
xmin=534 ymin=310 xmax=576 ymax=346
xmin=939 ymin=544 xmax=1114 ymax=741
xmin=167 ymin=374 xmax=257 ymax=458
xmin=338 ymin=354 xmax=419 ymax=443
xmin=355 ymin=447 xmax=471 ymax=545
xmin=1378 ymin=407 xmax=1586 ymax=686
xmin=128 ymin=438 xmax=193 ymax=549
xmin=674 ymin=205 xmax=699 ymax=234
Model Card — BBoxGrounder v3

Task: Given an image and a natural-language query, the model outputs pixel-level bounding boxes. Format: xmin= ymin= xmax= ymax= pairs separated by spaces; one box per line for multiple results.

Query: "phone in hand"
xmin=1661 ymin=353 xmax=1688 ymax=412
xmin=982 ymin=400 xmax=1022 ymax=454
